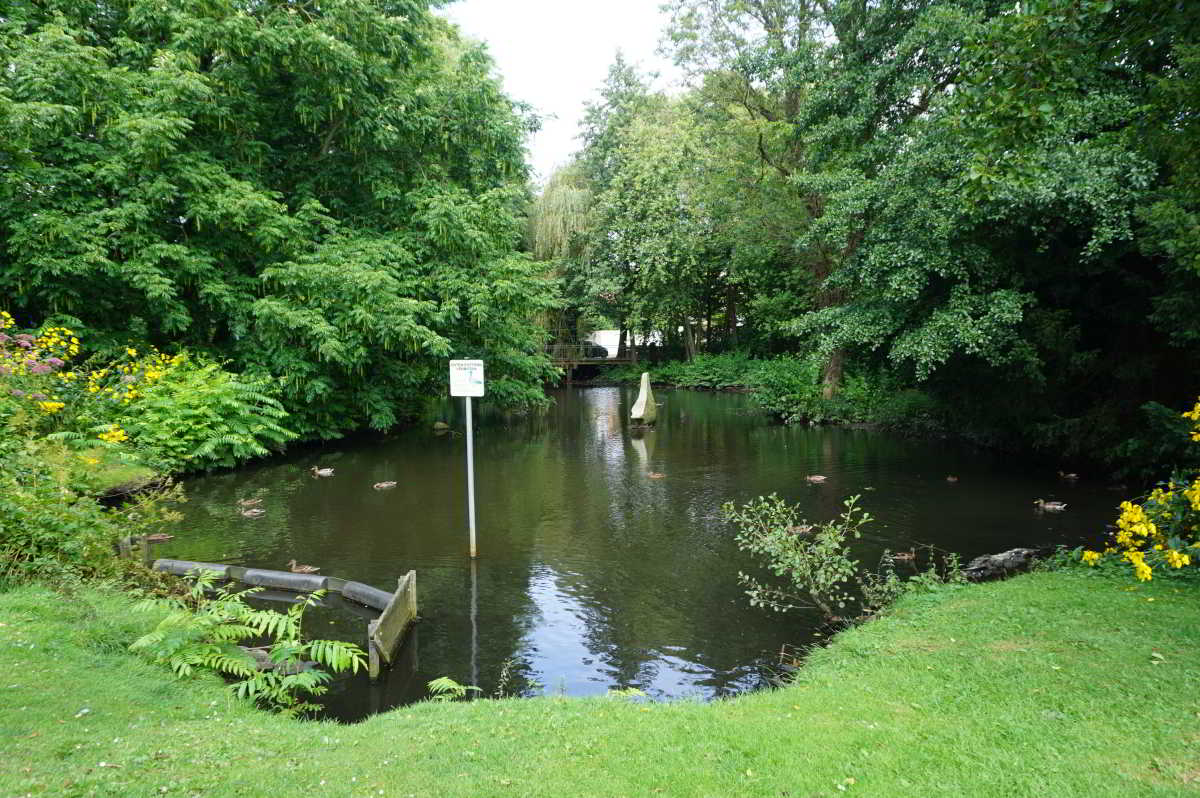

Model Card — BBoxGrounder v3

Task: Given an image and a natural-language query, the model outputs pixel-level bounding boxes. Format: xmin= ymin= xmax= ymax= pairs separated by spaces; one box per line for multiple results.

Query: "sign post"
xmin=449 ymin=360 xmax=484 ymax=558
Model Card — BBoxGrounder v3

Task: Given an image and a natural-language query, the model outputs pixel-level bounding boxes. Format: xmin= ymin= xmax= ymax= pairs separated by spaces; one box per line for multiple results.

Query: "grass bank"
xmin=3 ymin=569 xmax=1198 ymax=797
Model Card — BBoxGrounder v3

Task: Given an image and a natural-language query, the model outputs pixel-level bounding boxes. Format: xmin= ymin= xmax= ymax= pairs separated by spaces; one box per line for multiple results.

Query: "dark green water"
xmin=158 ymin=387 xmax=1114 ymax=720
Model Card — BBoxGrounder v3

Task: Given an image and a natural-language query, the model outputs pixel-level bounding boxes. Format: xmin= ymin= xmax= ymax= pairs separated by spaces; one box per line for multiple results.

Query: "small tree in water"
xmin=722 ymin=494 xmax=872 ymax=619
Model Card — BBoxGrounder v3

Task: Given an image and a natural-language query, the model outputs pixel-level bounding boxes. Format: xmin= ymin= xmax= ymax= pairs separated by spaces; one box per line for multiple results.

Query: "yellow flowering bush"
xmin=2 ymin=313 xmax=292 ymax=472
xmin=0 ymin=313 xmax=82 ymax=426
xmin=1081 ymin=396 xmax=1200 ymax=581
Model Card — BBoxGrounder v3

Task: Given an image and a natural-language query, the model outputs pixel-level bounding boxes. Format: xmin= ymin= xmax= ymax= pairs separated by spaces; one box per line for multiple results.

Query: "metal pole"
xmin=465 ymin=396 xmax=477 ymax=558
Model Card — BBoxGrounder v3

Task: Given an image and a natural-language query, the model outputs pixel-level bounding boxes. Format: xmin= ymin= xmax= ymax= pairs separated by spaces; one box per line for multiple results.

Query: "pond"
xmin=157 ymin=387 xmax=1116 ymax=720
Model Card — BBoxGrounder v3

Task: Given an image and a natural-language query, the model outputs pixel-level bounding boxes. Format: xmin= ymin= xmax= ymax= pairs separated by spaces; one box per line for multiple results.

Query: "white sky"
xmin=438 ymin=1 xmax=683 ymax=183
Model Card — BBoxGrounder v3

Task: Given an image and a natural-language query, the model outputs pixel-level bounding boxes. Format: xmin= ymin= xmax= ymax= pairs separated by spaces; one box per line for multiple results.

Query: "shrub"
xmin=603 ymin=349 xmax=944 ymax=429
xmin=0 ymin=438 xmax=181 ymax=583
xmin=120 ymin=356 xmax=295 ymax=471
xmin=1 ymin=314 xmax=295 ymax=473
xmin=723 ymin=494 xmax=872 ymax=618
xmin=131 ymin=572 xmax=366 ymax=717
xmin=748 ymin=355 xmax=824 ymax=422
xmin=1080 ymin=396 xmax=1200 ymax=581
xmin=604 ymin=352 xmax=758 ymax=389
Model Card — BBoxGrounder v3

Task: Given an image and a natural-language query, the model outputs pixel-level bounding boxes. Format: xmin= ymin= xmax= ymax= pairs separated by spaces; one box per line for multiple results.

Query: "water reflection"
xmin=161 ymin=387 xmax=1113 ymax=720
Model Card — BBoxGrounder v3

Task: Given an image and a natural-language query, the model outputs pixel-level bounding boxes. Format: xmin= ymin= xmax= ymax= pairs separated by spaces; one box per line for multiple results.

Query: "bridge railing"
xmin=544 ymin=343 xmax=631 ymax=362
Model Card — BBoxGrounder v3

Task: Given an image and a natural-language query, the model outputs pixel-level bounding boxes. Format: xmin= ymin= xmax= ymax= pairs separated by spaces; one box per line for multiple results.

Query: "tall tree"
xmin=571 ymin=54 xmax=654 ymax=356
xmin=0 ymin=0 xmax=557 ymax=436
xmin=664 ymin=0 xmax=970 ymax=395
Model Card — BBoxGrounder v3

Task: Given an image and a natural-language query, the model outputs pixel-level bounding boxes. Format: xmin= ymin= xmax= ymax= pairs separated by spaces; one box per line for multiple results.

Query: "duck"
xmin=240 ymin=507 xmax=266 ymax=518
xmin=1034 ymin=499 xmax=1067 ymax=512
xmin=805 ymin=475 xmax=827 ymax=484
xmin=310 ymin=466 xmax=334 ymax=478
xmin=1058 ymin=470 xmax=1079 ymax=482
xmin=945 ymin=475 xmax=959 ymax=483
xmin=647 ymin=472 xmax=666 ymax=479
xmin=236 ymin=497 xmax=263 ymax=508
xmin=287 ymin=559 xmax=320 ymax=574
xmin=373 ymin=481 xmax=397 ymax=490
xmin=893 ymin=549 xmax=916 ymax=562
xmin=144 ymin=533 xmax=174 ymax=543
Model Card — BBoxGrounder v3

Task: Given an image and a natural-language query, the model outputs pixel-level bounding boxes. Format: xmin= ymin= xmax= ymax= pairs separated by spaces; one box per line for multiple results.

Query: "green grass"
xmin=2 ymin=570 xmax=1198 ymax=796
xmin=36 ymin=441 xmax=158 ymax=495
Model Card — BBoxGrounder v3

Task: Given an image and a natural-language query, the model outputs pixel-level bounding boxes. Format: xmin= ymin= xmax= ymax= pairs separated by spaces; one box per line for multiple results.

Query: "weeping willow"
xmin=528 ymin=162 xmax=592 ymax=340
xmin=528 ymin=162 xmax=591 ymax=261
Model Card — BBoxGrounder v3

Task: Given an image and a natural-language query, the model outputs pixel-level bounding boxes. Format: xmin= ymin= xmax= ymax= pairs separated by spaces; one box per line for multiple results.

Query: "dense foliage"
xmin=547 ymin=0 xmax=1200 ymax=470
xmin=605 ymin=354 xmax=942 ymax=429
xmin=1 ymin=0 xmax=557 ymax=438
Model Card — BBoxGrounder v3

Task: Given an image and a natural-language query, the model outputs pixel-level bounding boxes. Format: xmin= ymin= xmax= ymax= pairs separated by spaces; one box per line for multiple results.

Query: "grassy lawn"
xmin=1 ymin=569 xmax=1197 ymax=797
xmin=36 ymin=441 xmax=158 ymax=496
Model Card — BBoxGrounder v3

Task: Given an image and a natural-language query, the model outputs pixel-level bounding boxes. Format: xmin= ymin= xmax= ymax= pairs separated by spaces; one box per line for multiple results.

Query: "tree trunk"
xmin=704 ymin=297 xmax=713 ymax=354
xmin=682 ymin=319 xmax=698 ymax=361
xmin=616 ymin=326 xmax=627 ymax=359
xmin=725 ymin=285 xmax=738 ymax=349
xmin=820 ymin=347 xmax=844 ymax=400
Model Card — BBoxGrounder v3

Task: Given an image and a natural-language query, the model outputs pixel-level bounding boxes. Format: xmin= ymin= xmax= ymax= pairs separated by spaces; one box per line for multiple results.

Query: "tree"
xmin=527 ymin=161 xmax=590 ymax=344
xmin=0 ymin=0 xmax=557 ymax=437
xmin=664 ymin=0 xmax=970 ymax=395
xmin=570 ymin=54 xmax=655 ymax=357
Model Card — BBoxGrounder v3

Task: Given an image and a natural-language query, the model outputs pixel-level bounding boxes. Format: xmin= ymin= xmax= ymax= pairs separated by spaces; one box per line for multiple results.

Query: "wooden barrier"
xmin=152 ymin=559 xmax=418 ymax=681
xmin=367 ymin=570 xmax=418 ymax=680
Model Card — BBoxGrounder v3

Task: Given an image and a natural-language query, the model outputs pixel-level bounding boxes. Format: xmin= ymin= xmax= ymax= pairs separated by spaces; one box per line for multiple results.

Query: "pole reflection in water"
xmin=470 ymin=556 xmax=478 ymax=695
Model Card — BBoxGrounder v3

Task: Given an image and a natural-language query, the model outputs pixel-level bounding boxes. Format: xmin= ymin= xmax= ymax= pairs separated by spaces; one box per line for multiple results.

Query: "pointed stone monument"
xmin=630 ymin=372 xmax=658 ymax=425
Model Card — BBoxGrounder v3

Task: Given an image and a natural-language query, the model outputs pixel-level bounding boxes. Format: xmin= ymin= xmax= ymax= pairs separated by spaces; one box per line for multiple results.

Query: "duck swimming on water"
xmin=288 ymin=559 xmax=320 ymax=574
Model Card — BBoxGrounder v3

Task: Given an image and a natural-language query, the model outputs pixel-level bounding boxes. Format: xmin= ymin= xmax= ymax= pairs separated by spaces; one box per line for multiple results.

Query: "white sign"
xmin=449 ymin=359 xmax=485 ymax=397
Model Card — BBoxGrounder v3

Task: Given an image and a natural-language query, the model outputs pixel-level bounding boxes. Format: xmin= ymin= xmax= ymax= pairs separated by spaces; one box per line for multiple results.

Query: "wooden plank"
xmin=368 ymin=570 xmax=417 ymax=679
xmin=367 ymin=619 xmax=381 ymax=680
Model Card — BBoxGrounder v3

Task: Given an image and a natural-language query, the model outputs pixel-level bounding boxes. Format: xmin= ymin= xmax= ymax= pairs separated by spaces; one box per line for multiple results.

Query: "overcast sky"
xmin=438 ymin=1 xmax=683 ymax=182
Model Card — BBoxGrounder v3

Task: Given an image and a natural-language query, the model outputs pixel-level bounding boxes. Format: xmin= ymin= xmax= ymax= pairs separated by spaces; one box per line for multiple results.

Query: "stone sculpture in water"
xmin=630 ymin=372 xmax=657 ymax=425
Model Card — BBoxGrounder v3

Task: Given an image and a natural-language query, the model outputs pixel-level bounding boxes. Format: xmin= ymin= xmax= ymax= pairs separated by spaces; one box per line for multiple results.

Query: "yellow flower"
xmin=1165 ymin=549 xmax=1190 ymax=569
xmin=36 ymin=400 xmax=65 ymax=414
xmin=126 ymin=347 xmax=138 ymax=357
xmin=97 ymin=424 xmax=129 ymax=444
xmin=1081 ymin=550 xmax=1103 ymax=566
